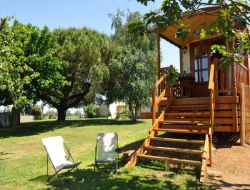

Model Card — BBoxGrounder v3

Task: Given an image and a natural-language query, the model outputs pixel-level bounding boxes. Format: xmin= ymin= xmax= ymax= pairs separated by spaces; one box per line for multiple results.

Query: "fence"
xmin=240 ymin=84 xmax=250 ymax=145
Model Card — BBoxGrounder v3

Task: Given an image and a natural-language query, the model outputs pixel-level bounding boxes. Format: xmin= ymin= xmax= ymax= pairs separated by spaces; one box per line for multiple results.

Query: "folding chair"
xmin=42 ymin=136 xmax=81 ymax=181
xmin=94 ymin=133 xmax=118 ymax=175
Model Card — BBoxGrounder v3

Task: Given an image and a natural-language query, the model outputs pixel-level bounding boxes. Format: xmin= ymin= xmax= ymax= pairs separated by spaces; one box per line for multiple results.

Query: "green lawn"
xmin=0 ymin=119 xmax=212 ymax=190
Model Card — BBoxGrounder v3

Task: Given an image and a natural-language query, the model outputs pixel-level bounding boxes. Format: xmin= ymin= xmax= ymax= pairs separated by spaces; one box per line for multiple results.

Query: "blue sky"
xmin=0 ymin=0 xmax=162 ymax=34
xmin=0 ymin=0 xmax=180 ymax=112
xmin=0 ymin=0 xmax=179 ymax=68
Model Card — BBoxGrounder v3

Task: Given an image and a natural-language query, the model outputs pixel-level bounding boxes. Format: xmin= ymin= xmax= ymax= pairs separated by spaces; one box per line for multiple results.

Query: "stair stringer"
xmin=200 ymin=134 xmax=209 ymax=182
xmin=125 ymin=111 xmax=165 ymax=167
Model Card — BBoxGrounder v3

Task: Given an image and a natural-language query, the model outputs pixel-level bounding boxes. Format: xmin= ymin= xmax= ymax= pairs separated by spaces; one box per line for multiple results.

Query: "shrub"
xmin=48 ymin=111 xmax=57 ymax=119
xmin=31 ymin=106 xmax=43 ymax=120
xmin=116 ymin=105 xmax=129 ymax=119
xmin=84 ymin=104 xmax=97 ymax=118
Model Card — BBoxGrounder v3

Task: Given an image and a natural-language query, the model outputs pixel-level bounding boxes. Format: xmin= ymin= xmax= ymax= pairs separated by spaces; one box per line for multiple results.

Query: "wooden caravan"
xmin=128 ymin=6 xmax=249 ymax=182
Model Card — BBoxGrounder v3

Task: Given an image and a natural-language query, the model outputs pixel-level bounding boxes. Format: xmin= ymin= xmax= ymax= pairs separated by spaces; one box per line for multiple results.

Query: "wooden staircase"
xmin=126 ymin=97 xmax=211 ymax=182
xmin=126 ymin=64 xmax=215 ymax=182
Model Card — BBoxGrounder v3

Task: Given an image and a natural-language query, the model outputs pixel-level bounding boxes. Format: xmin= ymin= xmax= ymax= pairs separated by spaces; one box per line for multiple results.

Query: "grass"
xmin=0 ymin=119 xmax=213 ymax=190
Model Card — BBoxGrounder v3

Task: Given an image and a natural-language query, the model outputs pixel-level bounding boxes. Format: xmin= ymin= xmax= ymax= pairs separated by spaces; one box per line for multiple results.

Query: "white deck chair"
xmin=94 ymin=133 xmax=118 ymax=174
xmin=42 ymin=136 xmax=81 ymax=181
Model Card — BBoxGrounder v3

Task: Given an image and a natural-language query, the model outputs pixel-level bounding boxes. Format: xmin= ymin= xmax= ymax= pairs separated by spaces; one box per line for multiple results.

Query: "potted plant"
xmin=163 ymin=66 xmax=179 ymax=98
xmin=164 ymin=66 xmax=179 ymax=85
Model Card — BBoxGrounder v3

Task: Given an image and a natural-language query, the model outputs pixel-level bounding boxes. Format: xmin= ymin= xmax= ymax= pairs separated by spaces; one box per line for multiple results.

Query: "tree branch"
xmin=65 ymin=83 xmax=91 ymax=108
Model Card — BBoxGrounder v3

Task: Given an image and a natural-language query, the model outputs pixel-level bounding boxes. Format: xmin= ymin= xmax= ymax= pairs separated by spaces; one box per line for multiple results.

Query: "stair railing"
xmin=208 ymin=62 xmax=215 ymax=166
xmin=149 ymin=111 xmax=165 ymax=137
xmin=152 ymin=76 xmax=167 ymax=124
xmin=125 ymin=111 xmax=165 ymax=168
xmin=126 ymin=77 xmax=167 ymax=168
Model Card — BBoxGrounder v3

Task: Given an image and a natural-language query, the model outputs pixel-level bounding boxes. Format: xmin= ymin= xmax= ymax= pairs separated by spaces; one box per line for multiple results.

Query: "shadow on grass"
xmin=0 ymin=151 xmax=13 ymax=161
xmin=0 ymin=119 xmax=145 ymax=139
xmin=30 ymin=166 xmax=212 ymax=190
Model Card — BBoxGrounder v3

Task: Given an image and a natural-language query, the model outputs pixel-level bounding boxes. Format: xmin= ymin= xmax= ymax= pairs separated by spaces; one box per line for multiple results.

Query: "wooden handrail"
xmin=150 ymin=111 xmax=165 ymax=136
xmin=237 ymin=62 xmax=248 ymax=71
xmin=153 ymin=76 xmax=164 ymax=91
xmin=155 ymin=89 xmax=166 ymax=106
xmin=152 ymin=76 xmax=167 ymax=123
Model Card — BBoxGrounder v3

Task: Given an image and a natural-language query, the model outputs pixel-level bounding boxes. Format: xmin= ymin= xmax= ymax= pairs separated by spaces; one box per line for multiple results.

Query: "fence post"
xmin=240 ymin=83 xmax=245 ymax=146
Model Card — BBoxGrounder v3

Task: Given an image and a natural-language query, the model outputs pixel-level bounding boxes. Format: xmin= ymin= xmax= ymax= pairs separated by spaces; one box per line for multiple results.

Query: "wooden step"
xmin=214 ymin=125 xmax=235 ymax=132
xmin=171 ymin=105 xmax=210 ymax=110
xmin=214 ymin=111 xmax=233 ymax=117
xmin=215 ymin=96 xmax=239 ymax=104
xmin=144 ymin=146 xmax=203 ymax=155
xmin=173 ymin=97 xmax=210 ymax=105
xmin=165 ymin=112 xmax=210 ymax=117
xmin=154 ymin=128 xmax=209 ymax=134
xmin=150 ymin=137 xmax=204 ymax=144
xmin=214 ymin=118 xmax=238 ymax=124
xmin=160 ymin=120 xmax=210 ymax=125
xmin=158 ymin=125 xmax=210 ymax=130
xmin=163 ymin=118 xmax=210 ymax=122
xmin=138 ymin=154 xmax=201 ymax=165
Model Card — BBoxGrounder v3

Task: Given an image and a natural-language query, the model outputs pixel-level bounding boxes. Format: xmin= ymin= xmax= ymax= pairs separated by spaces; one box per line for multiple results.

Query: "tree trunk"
xmin=129 ymin=103 xmax=137 ymax=122
xmin=11 ymin=106 xmax=20 ymax=131
xmin=134 ymin=105 xmax=138 ymax=122
xmin=57 ymin=107 xmax=67 ymax=122
xmin=128 ymin=103 xmax=133 ymax=121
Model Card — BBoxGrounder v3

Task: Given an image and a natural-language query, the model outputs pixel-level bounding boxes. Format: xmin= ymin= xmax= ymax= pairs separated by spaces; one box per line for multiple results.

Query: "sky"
xmin=0 ymin=0 xmax=161 ymax=34
xmin=0 ymin=0 xmax=180 ymax=69
xmin=0 ymin=0 xmax=180 ymax=113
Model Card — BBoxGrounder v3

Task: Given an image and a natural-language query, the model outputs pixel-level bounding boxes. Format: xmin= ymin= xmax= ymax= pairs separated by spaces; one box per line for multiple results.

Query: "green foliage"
xmin=116 ymin=105 xmax=129 ymax=119
xmin=176 ymin=25 xmax=190 ymax=41
xmin=164 ymin=67 xmax=179 ymax=85
xmin=134 ymin=0 xmax=250 ymax=68
xmin=33 ymin=27 xmax=112 ymax=121
xmin=107 ymin=11 xmax=157 ymax=121
xmin=48 ymin=110 xmax=57 ymax=119
xmin=31 ymin=105 xmax=43 ymax=120
xmin=84 ymin=104 xmax=97 ymax=118
xmin=0 ymin=18 xmax=113 ymax=122
xmin=0 ymin=18 xmax=60 ymax=128
xmin=0 ymin=18 xmax=62 ymax=107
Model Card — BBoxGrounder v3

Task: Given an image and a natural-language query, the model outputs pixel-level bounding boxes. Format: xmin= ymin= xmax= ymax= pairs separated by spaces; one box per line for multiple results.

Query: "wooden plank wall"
xmin=240 ymin=84 xmax=250 ymax=145
xmin=214 ymin=96 xmax=239 ymax=132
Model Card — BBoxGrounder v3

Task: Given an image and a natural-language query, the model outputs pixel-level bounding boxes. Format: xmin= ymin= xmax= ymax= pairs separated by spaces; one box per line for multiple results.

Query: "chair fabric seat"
xmin=42 ymin=136 xmax=81 ymax=181
xmin=56 ymin=161 xmax=81 ymax=171
xmin=96 ymin=133 xmax=117 ymax=161
xmin=94 ymin=133 xmax=118 ymax=174
xmin=96 ymin=158 xmax=116 ymax=163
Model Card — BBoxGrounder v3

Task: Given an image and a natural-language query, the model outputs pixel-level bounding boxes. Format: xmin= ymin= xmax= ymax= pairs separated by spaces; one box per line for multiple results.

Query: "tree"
xmin=107 ymin=11 xmax=157 ymax=121
xmin=34 ymin=28 xmax=111 ymax=121
xmin=132 ymin=0 xmax=250 ymax=67
xmin=0 ymin=18 xmax=59 ymax=129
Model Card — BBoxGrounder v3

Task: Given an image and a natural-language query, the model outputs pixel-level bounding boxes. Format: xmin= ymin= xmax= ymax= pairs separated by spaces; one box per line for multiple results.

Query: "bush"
xmin=48 ymin=111 xmax=57 ymax=119
xmin=31 ymin=106 xmax=43 ymax=120
xmin=84 ymin=104 xmax=97 ymax=118
xmin=116 ymin=105 xmax=129 ymax=119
